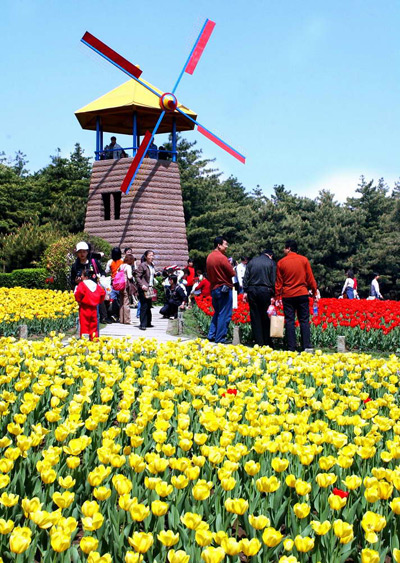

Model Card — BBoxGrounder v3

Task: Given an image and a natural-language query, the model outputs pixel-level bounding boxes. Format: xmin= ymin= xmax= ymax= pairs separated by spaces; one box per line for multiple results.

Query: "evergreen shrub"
xmin=43 ymin=233 xmax=111 ymax=290
xmin=0 ymin=268 xmax=48 ymax=289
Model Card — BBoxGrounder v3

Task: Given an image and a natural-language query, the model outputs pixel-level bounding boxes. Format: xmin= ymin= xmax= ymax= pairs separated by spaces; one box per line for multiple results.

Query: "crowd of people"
xmin=70 ymin=237 xmax=385 ymax=348
xmin=70 ymin=242 xmax=211 ymax=340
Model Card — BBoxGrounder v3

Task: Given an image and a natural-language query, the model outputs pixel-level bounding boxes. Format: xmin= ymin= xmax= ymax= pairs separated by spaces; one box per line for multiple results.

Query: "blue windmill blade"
xmin=174 ymin=106 xmax=246 ymax=164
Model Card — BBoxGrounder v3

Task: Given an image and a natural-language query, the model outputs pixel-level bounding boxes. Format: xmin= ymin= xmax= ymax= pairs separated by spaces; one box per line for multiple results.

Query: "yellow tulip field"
xmin=0 ymin=332 xmax=400 ymax=562
xmin=0 ymin=288 xmax=77 ymax=337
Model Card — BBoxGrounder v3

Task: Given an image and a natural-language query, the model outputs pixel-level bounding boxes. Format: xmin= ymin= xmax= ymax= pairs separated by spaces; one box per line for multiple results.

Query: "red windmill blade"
xmin=81 ymin=19 xmax=245 ymax=194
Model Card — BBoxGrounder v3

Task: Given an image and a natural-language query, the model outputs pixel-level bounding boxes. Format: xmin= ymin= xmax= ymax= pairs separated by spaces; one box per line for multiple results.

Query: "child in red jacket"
xmin=74 ymin=268 xmax=106 ymax=340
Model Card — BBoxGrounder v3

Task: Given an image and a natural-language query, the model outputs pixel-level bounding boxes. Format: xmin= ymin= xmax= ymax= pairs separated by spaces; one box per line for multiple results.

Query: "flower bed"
xmin=1 ymin=336 xmax=400 ymax=562
xmin=0 ymin=288 xmax=77 ymax=337
xmin=194 ymin=296 xmax=400 ymax=352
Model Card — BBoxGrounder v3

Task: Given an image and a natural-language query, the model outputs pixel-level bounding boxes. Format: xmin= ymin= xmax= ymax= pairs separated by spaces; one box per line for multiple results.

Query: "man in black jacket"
xmin=243 ymin=248 xmax=276 ymax=347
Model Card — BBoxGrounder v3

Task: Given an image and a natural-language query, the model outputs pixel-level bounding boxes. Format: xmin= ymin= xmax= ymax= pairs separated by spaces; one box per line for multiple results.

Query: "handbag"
xmin=144 ymin=286 xmax=156 ymax=299
xmin=270 ymin=315 xmax=285 ymax=338
xmin=112 ymin=269 xmax=126 ymax=291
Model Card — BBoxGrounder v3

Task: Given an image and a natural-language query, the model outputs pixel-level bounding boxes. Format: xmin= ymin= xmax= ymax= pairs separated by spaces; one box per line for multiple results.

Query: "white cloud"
xmin=303 ymin=170 xmax=399 ymax=202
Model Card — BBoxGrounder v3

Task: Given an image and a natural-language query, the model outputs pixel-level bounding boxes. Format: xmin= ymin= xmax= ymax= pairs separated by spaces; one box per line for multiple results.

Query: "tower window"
xmin=102 ymin=193 xmax=111 ymax=220
xmin=113 ymin=192 xmax=122 ymax=220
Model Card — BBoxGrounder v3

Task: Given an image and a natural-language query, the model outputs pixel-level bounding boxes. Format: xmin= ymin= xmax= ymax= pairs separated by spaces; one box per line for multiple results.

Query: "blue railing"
xmin=94 ymin=146 xmax=177 ymax=161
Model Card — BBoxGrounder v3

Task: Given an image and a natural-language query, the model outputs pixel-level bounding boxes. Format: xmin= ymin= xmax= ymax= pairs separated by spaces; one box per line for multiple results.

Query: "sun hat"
xmin=76 ymin=241 xmax=89 ymax=251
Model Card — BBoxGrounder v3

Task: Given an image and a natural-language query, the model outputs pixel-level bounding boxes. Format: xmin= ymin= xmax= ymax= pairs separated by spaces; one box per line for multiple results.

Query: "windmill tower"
xmin=75 ymin=79 xmax=196 ymax=265
xmin=76 ymin=21 xmax=245 ymax=266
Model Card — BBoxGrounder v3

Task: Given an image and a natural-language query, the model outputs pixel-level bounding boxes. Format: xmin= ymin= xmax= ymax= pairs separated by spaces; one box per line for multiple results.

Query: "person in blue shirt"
xmin=147 ymin=141 xmax=158 ymax=159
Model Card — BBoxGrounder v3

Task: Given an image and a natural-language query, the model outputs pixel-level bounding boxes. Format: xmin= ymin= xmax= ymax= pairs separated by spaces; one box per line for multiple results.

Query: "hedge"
xmin=0 ymin=268 xmax=48 ymax=289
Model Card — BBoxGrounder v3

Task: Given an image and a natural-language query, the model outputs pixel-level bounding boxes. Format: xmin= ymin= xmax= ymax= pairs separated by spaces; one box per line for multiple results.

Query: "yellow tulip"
xmin=224 ymin=498 xmax=248 ymax=515
xmin=9 ymin=526 xmax=32 ymax=554
xmin=82 ymin=512 xmax=104 ymax=531
xmin=262 ymin=527 xmax=283 ymax=547
xmin=125 ymin=553 xmax=144 ymax=563
xmin=152 ymin=500 xmax=169 ymax=516
xmin=315 ymin=473 xmax=337 ymax=488
xmin=240 ymin=538 xmax=261 ymax=556
xmin=310 ymin=520 xmax=331 ymax=535
xmin=283 ymin=538 xmax=294 ymax=550
xmin=171 ymin=475 xmax=189 ymax=489
xmin=342 ymin=475 xmax=362 ymax=490
xmin=80 ymin=536 xmax=99 ymax=554
xmin=112 ymin=474 xmax=133 ymax=496
xmin=0 ymin=492 xmax=19 ymax=507
xmin=244 ymin=460 xmax=260 ymax=476
xmin=294 ymin=535 xmax=314 ymax=553
xmin=333 ymin=520 xmax=354 ymax=544
xmin=81 ymin=500 xmax=100 ymax=517
xmin=128 ymin=532 xmax=154 ymax=553
xmin=158 ymin=530 xmax=179 ymax=547
xmin=256 ymin=475 xmax=280 ymax=493
xmin=221 ymin=537 xmax=241 ymax=556
xmin=93 ymin=487 xmax=112 ymax=501
xmin=393 ymin=549 xmax=400 ymax=563
xmin=180 ymin=512 xmax=203 ymax=530
xmin=391 ymin=497 xmax=400 ymax=514
xmin=168 ymin=550 xmax=190 ymax=563
xmin=192 ymin=483 xmax=211 ymax=501
xmin=220 ymin=476 xmax=236 ymax=491
xmin=156 ymin=481 xmax=174 ymax=497
xmin=21 ymin=497 xmax=42 ymax=517
xmin=50 ymin=529 xmax=71 ymax=552
xmin=294 ymin=480 xmax=311 ymax=496
xmin=0 ymin=519 xmax=14 ymax=534
xmin=200 ymin=546 xmax=225 ymax=563
xmin=130 ymin=503 xmax=150 ymax=522
xmin=293 ymin=503 xmax=311 ymax=519
xmin=52 ymin=491 xmax=74 ymax=509
xmin=87 ymin=553 xmax=112 ymax=563
xmin=195 ymin=529 xmax=213 ymax=547
xmin=361 ymin=549 xmax=380 ymax=563
xmin=248 ymin=514 xmax=270 ymax=530
xmin=328 ymin=494 xmax=347 ymax=510
xmin=364 ymin=486 xmax=380 ymax=503
xmin=271 ymin=458 xmax=289 ymax=472
xmin=66 ymin=456 xmax=81 ymax=469
xmin=58 ymin=475 xmax=76 ymax=489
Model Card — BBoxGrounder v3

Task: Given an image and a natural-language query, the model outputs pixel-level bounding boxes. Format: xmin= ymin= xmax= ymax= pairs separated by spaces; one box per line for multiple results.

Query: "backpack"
xmin=112 ymin=269 xmax=126 ymax=291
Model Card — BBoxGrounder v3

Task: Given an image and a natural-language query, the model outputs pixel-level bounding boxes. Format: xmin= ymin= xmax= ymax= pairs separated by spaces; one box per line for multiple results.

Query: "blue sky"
xmin=1 ymin=0 xmax=399 ymax=201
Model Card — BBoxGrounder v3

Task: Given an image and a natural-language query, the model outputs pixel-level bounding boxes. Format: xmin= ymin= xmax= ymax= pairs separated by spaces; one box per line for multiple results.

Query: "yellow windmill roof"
xmin=75 ymin=78 xmax=197 ymax=136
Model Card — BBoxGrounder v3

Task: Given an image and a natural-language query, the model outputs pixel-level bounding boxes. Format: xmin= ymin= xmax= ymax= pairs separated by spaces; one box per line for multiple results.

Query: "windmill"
xmin=81 ymin=19 xmax=245 ymax=195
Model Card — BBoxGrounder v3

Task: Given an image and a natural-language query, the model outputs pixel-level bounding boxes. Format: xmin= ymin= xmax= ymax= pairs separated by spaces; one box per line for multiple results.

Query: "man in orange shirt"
xmin=275 ymin=239 xmax=318 ymax=352
xmin=206 ymin=236 xmax=236 ymax=343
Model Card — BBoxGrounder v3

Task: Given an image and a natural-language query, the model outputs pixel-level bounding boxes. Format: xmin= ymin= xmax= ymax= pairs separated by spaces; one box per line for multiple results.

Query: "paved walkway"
xmin=99 ymin=306 xmax=192 ymax=343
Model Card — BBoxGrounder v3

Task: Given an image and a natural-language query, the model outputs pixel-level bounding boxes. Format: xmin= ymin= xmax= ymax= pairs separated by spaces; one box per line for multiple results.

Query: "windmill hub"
xmin=159 ymin=92 xmax=178 ymax=112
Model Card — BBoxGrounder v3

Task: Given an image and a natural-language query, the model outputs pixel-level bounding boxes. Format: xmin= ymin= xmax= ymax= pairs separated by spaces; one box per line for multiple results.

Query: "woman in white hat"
xmin=70 ymin=241 xmax=104 ymax=290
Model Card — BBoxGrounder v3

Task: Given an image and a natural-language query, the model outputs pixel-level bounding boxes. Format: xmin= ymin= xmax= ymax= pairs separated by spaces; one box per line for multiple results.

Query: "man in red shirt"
xmin=206 ymin=236 xmax=236 ymax=343
xmin=275 ymin=239 xmax=318 ymax=352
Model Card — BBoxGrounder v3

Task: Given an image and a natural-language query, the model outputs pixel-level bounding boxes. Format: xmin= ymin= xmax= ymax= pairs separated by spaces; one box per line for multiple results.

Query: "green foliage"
xmin=43 ymin=233 xmax=111 ymax=290
xmin=0 ymin=272 xmax=12 ymax=287
xmin=0 ymin=268 xmax=48 ymax=289
xmin=0 ymin=221 xmax=63 ymax=272
xmin=0 ymin=144 xmax=91 ymax=235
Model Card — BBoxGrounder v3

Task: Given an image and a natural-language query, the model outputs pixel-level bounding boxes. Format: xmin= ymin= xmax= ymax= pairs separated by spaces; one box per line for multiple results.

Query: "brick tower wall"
xmin=84 ymin=158 xmax=189 ymax=267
